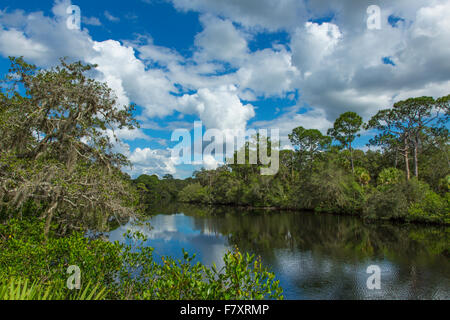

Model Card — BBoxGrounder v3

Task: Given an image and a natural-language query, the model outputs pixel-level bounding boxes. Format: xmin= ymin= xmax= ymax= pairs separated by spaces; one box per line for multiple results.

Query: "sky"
xmin=0 ymin=0 xmax=449 ymax=178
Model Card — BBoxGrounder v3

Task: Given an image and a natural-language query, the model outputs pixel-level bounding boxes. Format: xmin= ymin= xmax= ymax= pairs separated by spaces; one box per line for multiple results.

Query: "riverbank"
xmin=177 ymin=200 xmax=450 ymax=226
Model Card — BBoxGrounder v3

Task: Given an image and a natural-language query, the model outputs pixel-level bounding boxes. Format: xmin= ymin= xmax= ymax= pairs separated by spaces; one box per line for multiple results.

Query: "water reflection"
xmin=108 ymin=203 xmax=450 ymax=300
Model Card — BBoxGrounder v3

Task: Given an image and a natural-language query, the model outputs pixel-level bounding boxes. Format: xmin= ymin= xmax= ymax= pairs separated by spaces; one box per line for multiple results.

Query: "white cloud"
xmin=107 ymin=128 xmax=152 ymax=142
xmin=127 ymin=147 xmax=178 ymax=178
xmin=169 ymin=0 xmax=308 ymax=31
xmin=104 ymin=11 xmax=120 ymax=22
xmin=288 ymin=1 xmax=450 ymax=120
xmin=90 ymin=40 xmax=178 ymax=118
xmin=237 ymin=46 xmax=298 ymax=97
xmin=0 ymin=28 xmax=49 ymax=60
xmin=82 ymin=16 xmax=101 ymax=26
xmin=291 ymin=22 xmax=342 ymax=75
xmin=0 ymin=1 xmax=96 ymax=67
xmin=202 ymin=154 xmax=220 ymax=170
xmin=194 ymin=15 xmax=249 ymax=65
xmin=179 ymin=85 xmax=255 ymax=131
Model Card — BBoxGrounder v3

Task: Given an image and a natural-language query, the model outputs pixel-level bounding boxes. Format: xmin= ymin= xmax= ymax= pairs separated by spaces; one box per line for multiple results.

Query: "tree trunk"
xmin=349 ymin=144 xmax=355 ymax=173
xmin=404 ymin=137 xmax=410 ymax=181
xmin=413 ymin=136 xmax=419 ymax=178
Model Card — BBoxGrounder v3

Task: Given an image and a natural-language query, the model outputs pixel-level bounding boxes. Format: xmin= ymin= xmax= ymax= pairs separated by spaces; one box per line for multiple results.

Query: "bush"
xmin=364 ymin=178 xmax=450 ymax=224
xmin=364 ymin=187 xmax=409 ymax=220
xmin=438 ymin=175 xmax=450 ymax=194
xmin=298 ymin=165 xmax=365 ymax=214
xmin=377 ymin=167 xmax=405 ymax=186
xmin=354 ymin=167 xmax=371 ymax=186
xmin=178 ymin=183 xmax=212 ymax=204
xmin=408 ymin=191 xmax=450 ymax=224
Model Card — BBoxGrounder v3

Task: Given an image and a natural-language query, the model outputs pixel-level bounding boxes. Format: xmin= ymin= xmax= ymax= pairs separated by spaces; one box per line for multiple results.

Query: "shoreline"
xmin=176 ymin=201 xmax=449 ymax=227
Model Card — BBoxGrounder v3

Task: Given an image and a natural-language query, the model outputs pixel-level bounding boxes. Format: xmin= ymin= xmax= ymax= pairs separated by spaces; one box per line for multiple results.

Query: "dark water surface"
xmin=108 ymin=203 xmax=450 ymax=300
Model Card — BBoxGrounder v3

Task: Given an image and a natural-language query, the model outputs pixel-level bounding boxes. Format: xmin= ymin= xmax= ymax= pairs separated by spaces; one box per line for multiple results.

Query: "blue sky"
xmin=0 ymin=0 xmax=449 ymax=178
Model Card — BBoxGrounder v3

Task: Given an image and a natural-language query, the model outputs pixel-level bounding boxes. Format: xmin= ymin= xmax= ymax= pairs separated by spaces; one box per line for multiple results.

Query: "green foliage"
xmin=439 ymin=175 xmax=450 ymax=194
xmin=327 ymin=112 xmax=363 ymax=149
xmin=364 ymin=177 xmax=449 ymax=224
xmin=354 ymin=167 xmax=371 ymax=186
xmin=0 ymin=278 xmax=54 ymax=300
xmin=288 ymin=126 xmax=331 ymax=170
xmin=178 ymin=183 xmax=212 ymax=204
xmin=364 ymin=186 xmax=409 ymax=220
xmin=141 ymin=249 xmax=283 ymax=300
xmin=301 ymin=165 xmax=365 ymax=214
xmin=408 ymin=190 xmax=450 ymax=224
xmin=133 ymin=174 xmax=191 ymax=208
xmin=0 ymin=278 xmax=107 ymax=300
xmin=366 ymin=95 xmax=449 ymax=180
xmin=377 ymin=167 xmax=405 ymax=186
xmin=0 ymin=218 xmax=283 ymax=300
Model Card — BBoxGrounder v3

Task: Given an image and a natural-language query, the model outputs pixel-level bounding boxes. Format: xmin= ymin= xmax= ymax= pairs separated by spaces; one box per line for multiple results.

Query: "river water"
xmin=108 ymin=203 xmax=450 ymax=300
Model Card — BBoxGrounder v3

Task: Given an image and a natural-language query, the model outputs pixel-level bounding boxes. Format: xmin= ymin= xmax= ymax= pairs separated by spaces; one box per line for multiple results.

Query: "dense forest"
xmin=135 ymin=99 xmax=450 ymax=225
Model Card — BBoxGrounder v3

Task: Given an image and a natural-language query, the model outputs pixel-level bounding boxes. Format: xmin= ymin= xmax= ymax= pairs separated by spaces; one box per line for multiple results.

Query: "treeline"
xmin=132 ymin=174 xmax=192 ymax=210
xmin=174 ymin=98 xmax=449 ymax=225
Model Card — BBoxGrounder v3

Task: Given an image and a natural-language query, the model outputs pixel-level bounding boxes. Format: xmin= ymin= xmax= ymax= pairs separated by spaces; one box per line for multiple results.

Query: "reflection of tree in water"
xmin=147 ymin=203 xmax=450 ymax=299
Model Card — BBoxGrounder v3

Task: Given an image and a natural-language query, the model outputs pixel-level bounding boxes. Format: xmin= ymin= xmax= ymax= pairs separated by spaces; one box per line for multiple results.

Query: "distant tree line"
xmin=172 ymin=96 xmax=449 ymax=225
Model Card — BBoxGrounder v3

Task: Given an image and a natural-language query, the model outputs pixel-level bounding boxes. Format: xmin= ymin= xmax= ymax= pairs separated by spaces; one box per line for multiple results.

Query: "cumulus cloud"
xmin=194 ymin=15 xmax=249 ymax=65
xmin=127 ymin=147 xmax=178 ymax=177
xmin=179 ymin=85 xmax=255 ymax=131
xmin=291 ymin=22 xmax=342 ymax=75
xmin=0 ymin=1 xmax=96 ymax=66
xmin=169 ymin=0 xmax=308 ymax=31
xmin=90 ymin=40 xmax=178 ymax=118
xmin=0 ymin=28 xmax=49 ymax=60
xmin=168 ymin=0 xmax=450 ymax=122
xmin=289 ymin=0 xmax=450 ymax=120
xmin=202 ymin=154 xmax=221 ymax=170
xmin=237 ymin=46 xmax=299 ymax=98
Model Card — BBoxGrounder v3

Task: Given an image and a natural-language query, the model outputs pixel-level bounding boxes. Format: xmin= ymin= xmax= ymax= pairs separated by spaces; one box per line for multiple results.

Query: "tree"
xmin=0 ymin=57 xmax=138 ymax=236
xmin=394 ymin=96 xmax=448 ymax=178
xmin=366 ymin=109 xmax=412 ymax=180
xmin=288 ymin=126 xmax=331 ymax=170
xmin=327 ymin=112 xmax=363 ymax=173
xmin=367 ymin=96 xmax=449 ymax=179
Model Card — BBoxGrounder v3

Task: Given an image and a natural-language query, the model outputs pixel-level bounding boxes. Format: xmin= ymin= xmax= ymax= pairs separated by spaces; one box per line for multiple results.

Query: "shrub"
xmin=408 ymin=191 xmax=450 ymax=224
xmin=354 ymin=167 xmax=371 ymax=186
xmin=298 ymin=165 xmax=365 ymax=214
xmin=377 ymin=167 xmax=405 ymax=186
xmin=364 ymin=178 xmax=449 ymax=224
xmin=178 ymin=183 xmax=212 ymax=204
xmin=438 ymin=175 xmax=450 ymax=194
xmin=364 ymin=187 xmax=409 ymax=220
